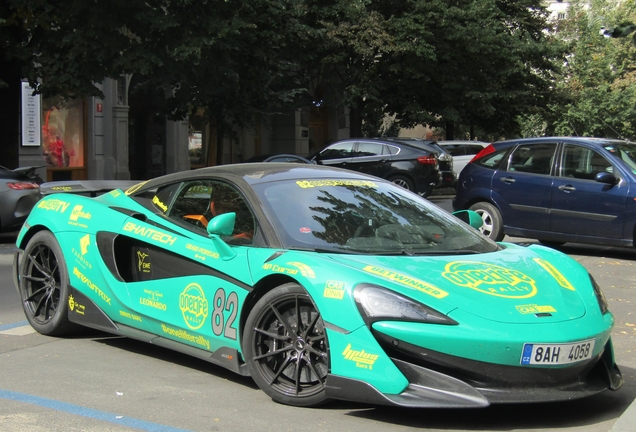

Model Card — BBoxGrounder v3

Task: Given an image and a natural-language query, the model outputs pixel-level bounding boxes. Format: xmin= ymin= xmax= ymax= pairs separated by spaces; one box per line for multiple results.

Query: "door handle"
xmin=500 ymin=177 xmax=516 ymax=184
xmin=558 ymin=184 xmax=576 ymax=192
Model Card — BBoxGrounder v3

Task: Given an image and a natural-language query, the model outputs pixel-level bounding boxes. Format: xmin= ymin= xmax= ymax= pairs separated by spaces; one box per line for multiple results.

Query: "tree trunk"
xmin=215 ymin=108 xmax=224 ymax=165
xmin=349 ymin=96 xmax=365 ymax=138
xmin=445 ymin=121 xmax=455 ymax=140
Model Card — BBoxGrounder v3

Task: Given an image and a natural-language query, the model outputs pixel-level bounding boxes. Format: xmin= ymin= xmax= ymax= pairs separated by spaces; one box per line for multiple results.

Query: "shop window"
xmin=42 ymin=97 xmax=85 ymax=168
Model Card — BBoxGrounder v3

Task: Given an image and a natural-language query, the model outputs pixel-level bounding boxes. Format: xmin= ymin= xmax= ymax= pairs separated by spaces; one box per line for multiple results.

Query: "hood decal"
xmin=363 ymin=265 xmax=449 ymax=299
xmin=442 ymin=261 xmax=537 ymax=299
xmin=533 ymin=258 xmax=575 ymax=291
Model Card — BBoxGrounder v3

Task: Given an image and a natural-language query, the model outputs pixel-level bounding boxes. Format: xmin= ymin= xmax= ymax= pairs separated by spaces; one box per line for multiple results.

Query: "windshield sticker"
xmin=296 ymin=180 xmax=377 ymax=189
xmin=299 ymin=227 xmax=312 ymax=233
xmin=442 ymin=262 xmax=537 ymax=298
xmin=516 ymin=304 xmax=556 ymax=314
xmin=152 ymin=196 xmax=168 ymax=212
xmin=363 ymin=266 xmax=448 ymax=299
xmin=533 ymin=258 xmax=575 ymax=291
xmin=287 ymin=262 xmax=316 ymax=278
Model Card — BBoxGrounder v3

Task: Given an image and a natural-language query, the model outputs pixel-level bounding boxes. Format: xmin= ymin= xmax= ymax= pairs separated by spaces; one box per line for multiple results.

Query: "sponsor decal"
xmin=68 ymin=295 xmax=85 ymax=315
xmin=296 ymin=180 xmax=377 ymax=189
xmin=137 ymin=251 xmax=151 ymax=273
xmin=533 ymin=258 xmax=575 ymax=291
xmin=186 ymin=243 xmax=219 ymax=260
xmin=161 ymin=323 xmax=210 ymax=350
xmin=287 ymin=262 xmax=315 ymax=278
xmin=72 ymin=267 xmax=112 ymax=305
xmin=442 ymin=261 xmax=537 ymax=298
xmin=109 ymin=189 xmax=121 ymax=198
xmin=179 ymin=283 xmax=208 ymax=330
xmin=51 ymin=186 xmax=72 ymax=192
xmin=72 ymin=235 xmax=92 ymax=270
xmin=516 ymin=304 xmax=557 ymax=314
xmin=140 ymin=289 xmax=167 ymax=311
xmin=152 ymin=195 xmax=168 ymax=212
xmin=363 ymin=265 xmax=448 ymax=299
xmin=37 ymin=199 xmax=70 ymax=213
xmin=119 ymin=310 xmax=142 ymax=322
xmin=323 ymin=280 xmax=346 ymax=299
xmin=125 ymin=181 xmax=149 ymax=196
xmin=122 ymin=221 xmax=177 ymax=246
xmin=262 ymin=263 xmax=298 ymax=275
xmin=68 ymin=205 xmax=92 ymax=228
xmin=342 ymin=343 xmax=379 ymax=369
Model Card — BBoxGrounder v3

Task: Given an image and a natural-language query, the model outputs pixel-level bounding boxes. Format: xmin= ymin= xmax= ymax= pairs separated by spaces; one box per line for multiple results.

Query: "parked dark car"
xmin=385 ymin=138 xmax=455 ymax=188
xmin=0 ymin=165 xmax=43 ymax=233
xmin=309 ymin=138 xmax=442 ymax=197
xmin=453 ymin=137 xmax=636 ymax=247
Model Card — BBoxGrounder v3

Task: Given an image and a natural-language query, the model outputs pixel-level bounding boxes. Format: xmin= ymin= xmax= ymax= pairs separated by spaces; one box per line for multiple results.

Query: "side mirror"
xmin=595 ymin=172 xmax=618 ymax=185
xmin=207 ymin=212 xmax=236 ymax=236
xmin=207 ymin=212 xmax=237 ymax=260
xmin=452 ymin=210 xmax=483 ymax=230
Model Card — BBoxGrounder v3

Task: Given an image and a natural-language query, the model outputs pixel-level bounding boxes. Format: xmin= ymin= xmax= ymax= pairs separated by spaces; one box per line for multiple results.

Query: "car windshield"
xmin=253 ymin=178 xmax=499 ymax=255
xmin=604 ymin=142 xmax=636 ymax=172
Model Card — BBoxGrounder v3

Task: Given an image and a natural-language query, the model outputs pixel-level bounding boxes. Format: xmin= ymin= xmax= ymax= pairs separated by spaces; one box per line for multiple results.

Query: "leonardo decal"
xmin=533 ymin=258 xmax=575 ymax=291
xmin=140 ymin=289 xmax=167 ymax=311
xmin=442 ymin=262 xmax=537 ymax=298
xmin=363 ymin=266 xmax=448 ymax=299
xmin=179 ymin=283 xmax=208 ymax=330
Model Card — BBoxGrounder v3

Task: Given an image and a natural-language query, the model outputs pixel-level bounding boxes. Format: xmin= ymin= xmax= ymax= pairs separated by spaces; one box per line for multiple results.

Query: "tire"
xmin=243 ymin=283 xmax=330 ymax=407
xmin=469 ymin=202 xmax=504 ymax=241
xmin=18 ymin=231 xmax=79 ymax=336
xmin=389 ymin=175 xmax=414 ymax=191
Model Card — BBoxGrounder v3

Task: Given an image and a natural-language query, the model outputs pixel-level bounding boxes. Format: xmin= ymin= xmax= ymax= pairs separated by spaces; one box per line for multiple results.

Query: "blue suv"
xmin=453 ymin=137 xmax=636 ymax=247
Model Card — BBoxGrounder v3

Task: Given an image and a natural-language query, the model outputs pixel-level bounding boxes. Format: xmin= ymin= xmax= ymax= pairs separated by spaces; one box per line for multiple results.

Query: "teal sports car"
xmin=13 ymin=163 xmax=622 ymax=407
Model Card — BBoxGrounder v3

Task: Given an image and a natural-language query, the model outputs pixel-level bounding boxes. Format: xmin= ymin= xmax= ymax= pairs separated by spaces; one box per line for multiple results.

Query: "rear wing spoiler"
xmin=39 ymin=180 xmax=141 ymax=197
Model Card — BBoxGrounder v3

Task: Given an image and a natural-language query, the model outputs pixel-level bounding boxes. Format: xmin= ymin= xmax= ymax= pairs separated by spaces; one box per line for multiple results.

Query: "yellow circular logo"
xmin=179 ymin=283 xmax=209 ymax=329
xmin=442 ymin=262 xmax=537 ymax=298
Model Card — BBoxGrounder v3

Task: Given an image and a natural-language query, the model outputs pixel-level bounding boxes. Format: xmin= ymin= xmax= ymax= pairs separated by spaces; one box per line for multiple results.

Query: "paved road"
xmin=1 ymin=202 xmax=635 ymax=432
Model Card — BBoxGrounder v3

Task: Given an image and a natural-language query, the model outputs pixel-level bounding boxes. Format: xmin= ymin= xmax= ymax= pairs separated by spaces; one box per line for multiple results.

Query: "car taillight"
xmin=469 ymin=144 xmax=495 ymax=163
xmin=7 ymin=182 xmax=39 ymax=190
xmin=417 ymin=155 xmax=438 ymax=166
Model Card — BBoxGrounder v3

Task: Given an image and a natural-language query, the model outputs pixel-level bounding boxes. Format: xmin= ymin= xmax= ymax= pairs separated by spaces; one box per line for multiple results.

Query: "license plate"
xmin=520 ymin=340 xmax=595 ymax=365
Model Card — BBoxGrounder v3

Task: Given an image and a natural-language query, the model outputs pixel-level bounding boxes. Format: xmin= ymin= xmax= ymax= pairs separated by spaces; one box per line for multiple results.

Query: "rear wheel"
xmin=243 ymin=283 xmax=330 ymax=407
xmin=389 ymin=175 xmax=414 ymax=191
xmin=469 ymin=202 xmax=504 ymax=241
xmin=18 ymin=231 xmax=79 ymax=336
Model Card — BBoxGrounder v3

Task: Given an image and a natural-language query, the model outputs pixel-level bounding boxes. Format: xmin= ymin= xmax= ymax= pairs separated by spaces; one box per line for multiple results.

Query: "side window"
xmin=152 ymin=183 xmax=183 ymax=214
xmin=320 ymin=142 xmax=354 ymax=160
xmin=355 ymin=142 xmax=385 ymax=157
xmin=386 ymin=144 xmax=400 ymax=155
xmin=561 ymin=145 xmax=613 ymax=180
xmin=473 ymin=147 xmax=508 ymax=169
xmin=468 ymin=145 xmax=486 ymax=155
xmin=508 ymin=144 xmax=556 ymax=175
xmin=444 ymin=145 xmax=466 ymax=156
xmin=167 ymin=180 xmax=255 ymax=244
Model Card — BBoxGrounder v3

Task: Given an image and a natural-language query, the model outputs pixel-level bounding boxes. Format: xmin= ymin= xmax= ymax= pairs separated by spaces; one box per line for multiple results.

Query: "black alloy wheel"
xmin=243 ymin=283 xmax=330 ymax=407
xmin=19 ymin=231 xmax=78 ymax=336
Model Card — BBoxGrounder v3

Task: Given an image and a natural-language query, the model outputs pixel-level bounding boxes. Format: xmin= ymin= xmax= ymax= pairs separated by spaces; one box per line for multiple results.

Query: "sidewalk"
xmin=610 ymin=398 xmax=636 ymax=432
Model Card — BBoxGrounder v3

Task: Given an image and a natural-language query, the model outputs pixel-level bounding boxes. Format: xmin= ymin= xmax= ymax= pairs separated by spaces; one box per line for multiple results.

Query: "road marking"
xmin=0 ymin=389 xmax=191 ymax=432
xmin=0 ymin=321 xmax=35 ymax=336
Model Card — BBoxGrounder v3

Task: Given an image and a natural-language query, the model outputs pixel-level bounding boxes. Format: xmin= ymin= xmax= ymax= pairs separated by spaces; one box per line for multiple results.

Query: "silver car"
xmin=0 ymin=165 xmax=43 ymax=232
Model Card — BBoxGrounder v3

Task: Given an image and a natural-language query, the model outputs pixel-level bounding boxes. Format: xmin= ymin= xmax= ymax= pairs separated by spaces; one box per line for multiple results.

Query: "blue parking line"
xmin=0 ymin=389 xmax=191 ymax=432
xmin=0 ymin=320 xmax=29 ymax=331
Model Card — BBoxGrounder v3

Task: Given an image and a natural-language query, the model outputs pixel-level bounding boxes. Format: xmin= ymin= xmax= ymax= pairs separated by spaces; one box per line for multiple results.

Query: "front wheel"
xmin=18 ymin=231 xmax=79 ymax=336
xmin=243 ymin=283 xmax=330 ymax=407
xmin=469 ymin=202 xmax=504 ymax=241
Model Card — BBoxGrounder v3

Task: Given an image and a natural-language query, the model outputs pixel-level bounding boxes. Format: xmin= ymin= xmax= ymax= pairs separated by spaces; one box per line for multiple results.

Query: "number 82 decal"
xmin=212 ymin=288 xmax=238 ymax=340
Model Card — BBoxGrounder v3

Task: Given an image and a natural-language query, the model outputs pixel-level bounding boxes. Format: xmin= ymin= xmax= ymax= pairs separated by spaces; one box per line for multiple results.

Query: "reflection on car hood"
xmin=330 ymin=243 xmax=588 ymax=324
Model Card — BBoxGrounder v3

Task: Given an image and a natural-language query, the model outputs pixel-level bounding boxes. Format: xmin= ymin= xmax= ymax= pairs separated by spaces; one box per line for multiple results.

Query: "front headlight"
xmin=590 ymin=274 xmax=609 ymax=314
xmin=354 ymin=284 xmax=457 ymax=326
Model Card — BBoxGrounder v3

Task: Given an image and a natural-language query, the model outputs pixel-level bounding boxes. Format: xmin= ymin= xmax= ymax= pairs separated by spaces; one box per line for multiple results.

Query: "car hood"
xmin=330 ymin=244 xmax=590 ymax=324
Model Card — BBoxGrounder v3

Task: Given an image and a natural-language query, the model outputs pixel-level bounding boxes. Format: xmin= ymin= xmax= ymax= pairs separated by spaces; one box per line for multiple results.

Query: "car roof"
xmin=494 ymin=136 xmax=633 ymax=147
xmin=132 ymin=163 xmax=383 ymax=195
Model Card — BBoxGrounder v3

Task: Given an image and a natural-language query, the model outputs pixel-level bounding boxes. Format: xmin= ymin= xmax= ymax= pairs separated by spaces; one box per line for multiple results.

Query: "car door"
xmin=315 ymin=141 xmax=354 ymax=169
xmin=550 ymin=143 xmax=628 ymax=239
xmin=122 ymin=179 xmax=254 ymax=354
xmin=348 ymin=141 xmax=393 ymax=177
xmin=491 ymin=142 xmax=557 ymax=232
